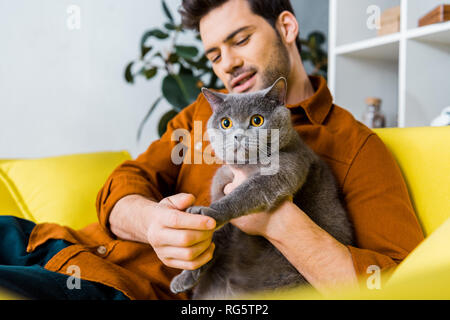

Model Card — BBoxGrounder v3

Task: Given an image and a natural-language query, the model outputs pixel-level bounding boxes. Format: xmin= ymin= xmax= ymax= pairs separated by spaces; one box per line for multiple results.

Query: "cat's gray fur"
xmin=170 ymin=78 xmax=354 ymax=299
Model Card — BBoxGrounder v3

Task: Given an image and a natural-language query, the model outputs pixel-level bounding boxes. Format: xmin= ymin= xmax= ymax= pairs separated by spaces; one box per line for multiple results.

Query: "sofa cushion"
xmin=246 ymin=218 xmax=450 ymax=300
xmin=373 ymin=126 xmax=450 ymax=236
xmin=387 ymin=217 xmax=450 ymax=285
xmin=0 ymin=160 xmax=23 ymax=218
xmin=0 ymin=151 xmax=131 ymax=229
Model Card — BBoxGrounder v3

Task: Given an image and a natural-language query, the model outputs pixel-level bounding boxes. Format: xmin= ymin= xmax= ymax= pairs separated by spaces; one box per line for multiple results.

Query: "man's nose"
xmin=222 ymin=51 xmax=243 ymax=75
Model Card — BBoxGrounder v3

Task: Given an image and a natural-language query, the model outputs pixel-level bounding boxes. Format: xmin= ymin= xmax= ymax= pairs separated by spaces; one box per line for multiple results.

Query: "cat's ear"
xmin=202 ymin=88 xmax=226 ymax=112
xmin=264 ymin=77 xmax=287 ymax=106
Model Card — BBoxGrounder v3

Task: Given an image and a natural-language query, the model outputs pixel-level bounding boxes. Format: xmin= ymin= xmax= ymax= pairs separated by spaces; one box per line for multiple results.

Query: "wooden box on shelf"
xmin=418 ymin=4 xmax=450 ymax=27
xmin=378 ymin=6 xmax=401 ymax=36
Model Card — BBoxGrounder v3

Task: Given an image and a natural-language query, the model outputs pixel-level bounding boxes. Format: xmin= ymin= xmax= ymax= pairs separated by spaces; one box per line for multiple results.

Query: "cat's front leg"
xmin=210 ymin=165 xmax=235 ymax=202
xmin=170 ymin=258 xmax=215 ymax=294
xmin=186 ymin=206 xmax=228 ymax=229
xmin=209 ymin=169 xmax=304 ymax=221
xmin=170 ymin=269 xmax=201 ymax=294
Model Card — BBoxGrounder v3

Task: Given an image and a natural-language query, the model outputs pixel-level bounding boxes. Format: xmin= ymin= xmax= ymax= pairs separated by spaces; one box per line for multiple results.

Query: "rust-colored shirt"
xmin=26 ymin=76 xmax=424 ymax=299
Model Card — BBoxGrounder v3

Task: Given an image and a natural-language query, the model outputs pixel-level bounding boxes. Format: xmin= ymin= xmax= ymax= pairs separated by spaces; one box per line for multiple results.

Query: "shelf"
xmin=334 ymin=22 xmax=450 ymax=60
xmin=406 ymin=21 xmax=450 ymax=44
xmin=329 ymin=0 xmax=450 ymax=128
xmin=406 ymin=0 xmax=450 ymax=30
xmin=335 ymin=0 xmax=401 ymax=46
xmin=404 ymin=39 xmax=450 ymax=127
xmin=335 ymin=33 xmax=400 ymax=61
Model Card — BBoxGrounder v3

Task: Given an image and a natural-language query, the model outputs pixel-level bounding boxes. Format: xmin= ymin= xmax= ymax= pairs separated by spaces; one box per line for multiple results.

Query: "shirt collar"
xmin=217 ymin=75 xmax=333 ymax=125
xmin=286 ymin=75 xmax=333 ymax=125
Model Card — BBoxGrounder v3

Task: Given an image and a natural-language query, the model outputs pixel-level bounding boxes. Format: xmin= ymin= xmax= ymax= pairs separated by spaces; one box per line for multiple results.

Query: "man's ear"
xmin=277 ymin=11 xmax=300 ymax=46
xmin=202 ymin=88 xmax=226 ymax=112
xmin=264 ymin=77 xmax=287 ymax=105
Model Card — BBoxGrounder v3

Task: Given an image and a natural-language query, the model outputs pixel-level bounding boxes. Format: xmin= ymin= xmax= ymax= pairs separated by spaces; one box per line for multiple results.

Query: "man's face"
xmin=200 ymin=0 xmax=291 ymax=93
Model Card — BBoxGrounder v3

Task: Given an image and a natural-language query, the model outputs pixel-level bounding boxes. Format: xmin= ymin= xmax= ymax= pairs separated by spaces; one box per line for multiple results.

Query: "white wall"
xmin=292 ymin=0 xmax=329 ymax=74
xmin=0 ymin=0 xmax=183 ymax=159
xmin=0 ymin=0 xmax=329 ymax=160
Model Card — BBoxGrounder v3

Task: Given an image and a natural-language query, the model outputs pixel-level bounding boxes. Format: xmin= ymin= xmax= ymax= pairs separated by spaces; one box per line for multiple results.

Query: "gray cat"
xmin=170 ymin=78 xmax=354 ymax=299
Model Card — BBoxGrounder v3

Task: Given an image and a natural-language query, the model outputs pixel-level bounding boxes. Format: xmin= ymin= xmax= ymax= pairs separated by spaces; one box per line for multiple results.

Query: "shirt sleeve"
xmin=95 ymin=101 xmax=198 ymax=236
xmin=342 ymin=133 xmax=425 ymax=286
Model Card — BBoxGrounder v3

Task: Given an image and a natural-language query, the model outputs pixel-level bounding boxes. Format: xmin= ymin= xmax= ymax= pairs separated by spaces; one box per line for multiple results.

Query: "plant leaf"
xmin=141 ymin=45 xmax=152 ymax=58
xmin=141 ymin=29 xmax=169 ymax=49
xmin=161 ymin=0 xmax=174 ymax=22
xmin=162 ymin=75 xmax=189 ymax=111
xmin=158 ymin=110 xmax=178 ymax=137
xmin=125 ymin=62 xmax=134 ymax=84
xmin=308 ymin=31 xmax=326 ymax=45
xmin=142 ymin=67 xmax=158 ymax=80
xmin=184 ymin=56 xmax=210 ymax=71
xmin=137 ymin=96 xmax=163 ymax=142
xmin=175 ymin=45 xmax=199 ymax=59
xmin=164 ymin=22 xmax=176 ymax=30
xmin=162 ymin=73 xmax=202 ymax=111
xmin=168 ymin=53 xmax=179 ymax=64
xmin=300 ymin=51 xmax=312 ymax=62
xmin=177 ymin=73 xmax=202 ymax=104
xmin=179 ymin=64 xmax=193 ymax=76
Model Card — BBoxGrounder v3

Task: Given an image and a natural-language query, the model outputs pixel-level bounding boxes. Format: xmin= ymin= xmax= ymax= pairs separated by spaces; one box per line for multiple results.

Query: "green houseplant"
xmin=124 ymin=1 xmax=222 ymax=141
xmin=125 ymin=0 xmax=327 ymax=141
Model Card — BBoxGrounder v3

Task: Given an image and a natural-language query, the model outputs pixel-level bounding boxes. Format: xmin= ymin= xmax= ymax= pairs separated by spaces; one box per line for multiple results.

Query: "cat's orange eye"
xmin=221 ymin=117 xmax=233 ymax=130
xmin=250 ymin=115 xmax=264 ymax=127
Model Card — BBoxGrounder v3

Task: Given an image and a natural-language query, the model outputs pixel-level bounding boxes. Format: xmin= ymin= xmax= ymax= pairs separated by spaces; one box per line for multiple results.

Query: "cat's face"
xmin=204 ymin=78 xmax=292 ymax=164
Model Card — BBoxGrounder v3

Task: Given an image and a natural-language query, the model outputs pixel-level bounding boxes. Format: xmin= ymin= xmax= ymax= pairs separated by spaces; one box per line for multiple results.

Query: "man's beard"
xmin=226 ymin=34 xmax=291 ymax=93
xmin=260 ymin=35 xmax=291 ymax=90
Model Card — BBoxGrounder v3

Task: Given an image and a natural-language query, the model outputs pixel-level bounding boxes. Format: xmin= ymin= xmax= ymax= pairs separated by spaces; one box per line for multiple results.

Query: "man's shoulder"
xmin=314 ymin=103 xmax=378 ymax=166
xmin=167 ymin=91 xmax=212 ymax=130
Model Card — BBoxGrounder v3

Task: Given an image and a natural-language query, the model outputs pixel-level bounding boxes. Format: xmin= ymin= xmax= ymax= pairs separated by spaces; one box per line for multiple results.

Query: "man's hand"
xmin=109 ymin=193 xmax=216 ymax=270
xmin=224 ymin=168 xmax=291 ymax=237
xmin=223 ymin=169 xmax=358 ymax=293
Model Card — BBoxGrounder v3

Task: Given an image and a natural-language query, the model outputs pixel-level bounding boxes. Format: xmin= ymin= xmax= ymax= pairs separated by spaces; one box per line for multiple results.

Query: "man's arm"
xmin=229 ymin=199 xmax=358 ymax=294
xmin=109 ymin=193 xmax=216 ymax=270
xmin=95 ymin=96 xmax=217 ymax=270
xmin=267 ymin=202 xmax=358 ymax=293
xmin=95 ymin=98 xmax=199 ymax=236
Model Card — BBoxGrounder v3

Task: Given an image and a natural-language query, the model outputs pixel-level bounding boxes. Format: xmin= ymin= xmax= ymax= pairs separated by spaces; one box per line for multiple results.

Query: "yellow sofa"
xmin=0 ymin=126 xmax=449 ymax=299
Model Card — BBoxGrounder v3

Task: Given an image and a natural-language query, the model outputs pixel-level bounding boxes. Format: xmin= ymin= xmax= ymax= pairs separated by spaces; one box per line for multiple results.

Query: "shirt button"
xmin=96 ymin=245 xmax=107 ymax=255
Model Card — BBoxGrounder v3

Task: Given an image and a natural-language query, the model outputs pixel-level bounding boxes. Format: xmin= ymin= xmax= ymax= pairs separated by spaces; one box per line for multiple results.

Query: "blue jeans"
xmin=0 ymin=216 xmax=129 ymax=300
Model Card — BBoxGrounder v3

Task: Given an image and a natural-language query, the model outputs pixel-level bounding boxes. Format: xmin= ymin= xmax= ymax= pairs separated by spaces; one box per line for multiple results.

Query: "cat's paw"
xmin=170 ymin=274 xmax=189 ymax=294
xmin=186 ymin=206 xmax=225 ymax=226
xmin=170 ymin=270 xmax=198 ymax=294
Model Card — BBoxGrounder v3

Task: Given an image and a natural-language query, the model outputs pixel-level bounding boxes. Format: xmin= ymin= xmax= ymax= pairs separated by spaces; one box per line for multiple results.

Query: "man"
xmin=0 ymin=0 xmax=423 ymax=299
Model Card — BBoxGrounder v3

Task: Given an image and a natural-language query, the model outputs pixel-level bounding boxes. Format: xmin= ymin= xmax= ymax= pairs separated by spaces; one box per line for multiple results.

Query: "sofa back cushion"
xmin=373 ymin=126 xmax=450 ymax=236
xmin=0 ymin=151 xmax=131 ymax=229
xmin=0 ymin=160 xmax=22 ymax=218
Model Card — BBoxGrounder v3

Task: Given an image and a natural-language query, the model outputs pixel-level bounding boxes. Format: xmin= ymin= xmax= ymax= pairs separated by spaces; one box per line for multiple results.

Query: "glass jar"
xmin=362 ymin=97 xmax=386 ymax=128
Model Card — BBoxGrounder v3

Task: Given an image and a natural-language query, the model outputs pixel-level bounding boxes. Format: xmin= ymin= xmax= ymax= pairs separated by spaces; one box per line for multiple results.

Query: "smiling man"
xmin=0 ymin=0 xmax=424 ymax=300
xmin=103 ymin=0 xmax=422 ymax=296
xmin=198 ymin=0 xmax=309 ymax=100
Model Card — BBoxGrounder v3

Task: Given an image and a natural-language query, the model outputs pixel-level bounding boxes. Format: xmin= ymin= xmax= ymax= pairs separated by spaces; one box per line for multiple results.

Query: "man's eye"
xmin=236 ymin=36 xmax=250 ymax=46
xmin=212 ymin=54 xmax=221 ymax=63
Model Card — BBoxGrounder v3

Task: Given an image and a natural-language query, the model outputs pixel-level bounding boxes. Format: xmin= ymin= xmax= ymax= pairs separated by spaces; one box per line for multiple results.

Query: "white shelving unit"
xmin=328 ymin=0 xmax=450 ymax=128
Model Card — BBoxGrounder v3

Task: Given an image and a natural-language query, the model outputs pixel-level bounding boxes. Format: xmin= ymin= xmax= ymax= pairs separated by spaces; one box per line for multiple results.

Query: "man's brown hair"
xmin=179 ymin=0 xmax=302 ymax=54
